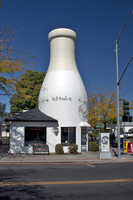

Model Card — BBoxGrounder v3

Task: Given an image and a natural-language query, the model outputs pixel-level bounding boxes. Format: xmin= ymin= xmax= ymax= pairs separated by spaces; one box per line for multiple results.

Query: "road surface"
xmin=0 ymin=162 xmax=133 ymax=200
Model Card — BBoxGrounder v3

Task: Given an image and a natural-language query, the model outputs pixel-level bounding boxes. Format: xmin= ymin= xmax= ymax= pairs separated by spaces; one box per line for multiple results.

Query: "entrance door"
xmin=81 ymin=128 xmax=87 ymax=152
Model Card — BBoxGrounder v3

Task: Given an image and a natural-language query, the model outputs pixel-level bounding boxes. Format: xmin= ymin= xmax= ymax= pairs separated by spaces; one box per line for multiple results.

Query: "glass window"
xmin=61 ymin=127 xmax=76 ymax=146
xmin=25 ymin=127 xmax=46 ymax=146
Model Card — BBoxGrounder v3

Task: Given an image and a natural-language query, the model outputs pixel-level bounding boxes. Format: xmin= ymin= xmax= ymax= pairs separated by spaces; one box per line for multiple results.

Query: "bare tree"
xmin=0 ymin=23 xmax=37 ymax=95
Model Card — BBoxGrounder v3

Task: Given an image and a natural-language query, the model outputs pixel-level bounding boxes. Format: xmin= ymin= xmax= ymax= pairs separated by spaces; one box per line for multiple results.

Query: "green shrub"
xmin=88 ymin=132 xmax=94 ymax=137
xmin=89 ymin=142 xmax=99 ymax=152
xmin=68 ymin=143 xmax=78 ymax=154
xmin=55 ymin=144 xmax=63 ymax=154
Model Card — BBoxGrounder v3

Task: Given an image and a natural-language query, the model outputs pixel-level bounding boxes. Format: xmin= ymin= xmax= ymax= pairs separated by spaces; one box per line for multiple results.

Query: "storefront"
xmin=5 ymin=109 xmax=89 ymax=153
xmin=5 ymin=28 xmax=90 ymax=154
xmin=5 ymin=108 xmax=58 ymax=154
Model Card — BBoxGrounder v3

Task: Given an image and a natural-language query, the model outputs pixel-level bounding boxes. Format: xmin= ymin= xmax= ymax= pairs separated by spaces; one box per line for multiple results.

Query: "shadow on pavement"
xmin=112 ymin=149 xmax=118 ymax=157
xmin=0 ymin=196 xmax=11 ymax=200
xmin=0 ymin=185 xmax=58 ymax=200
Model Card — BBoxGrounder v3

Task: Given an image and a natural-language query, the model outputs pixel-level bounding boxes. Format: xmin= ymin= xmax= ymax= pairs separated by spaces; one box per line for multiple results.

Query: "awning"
xmin=80 ymin=122 xmax=90 ymax=127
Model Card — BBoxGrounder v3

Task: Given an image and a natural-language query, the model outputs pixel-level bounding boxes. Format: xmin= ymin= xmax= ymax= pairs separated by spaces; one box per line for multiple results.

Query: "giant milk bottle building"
xmin=39 ymin=28 xmax=90 ymax=153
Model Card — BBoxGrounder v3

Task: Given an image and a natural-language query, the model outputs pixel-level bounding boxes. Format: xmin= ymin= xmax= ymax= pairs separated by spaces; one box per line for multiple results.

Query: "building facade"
xmin=39 ymin=28 xmax=90 ymax=153
xmin=6 ymin=28 xmax=90 ymax=154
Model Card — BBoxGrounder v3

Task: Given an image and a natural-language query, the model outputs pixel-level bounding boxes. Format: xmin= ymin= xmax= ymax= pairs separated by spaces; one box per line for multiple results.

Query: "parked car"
xmin=111 ymin=138 xmax=124 ymax=148
xmin=120 ymin=133 xmax=133 ymax=138
xmin=125 ymin=132 xmax=133 ymax=138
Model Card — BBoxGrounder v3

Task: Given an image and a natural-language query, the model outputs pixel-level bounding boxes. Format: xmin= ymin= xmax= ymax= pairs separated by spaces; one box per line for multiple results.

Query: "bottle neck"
xmin=47 ymin=37 xmax=78 ymax=72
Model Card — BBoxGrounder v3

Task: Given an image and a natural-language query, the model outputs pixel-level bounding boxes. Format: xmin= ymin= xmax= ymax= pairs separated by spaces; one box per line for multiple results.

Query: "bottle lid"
xmin=48 ymin=28 xmax=77 ymax=42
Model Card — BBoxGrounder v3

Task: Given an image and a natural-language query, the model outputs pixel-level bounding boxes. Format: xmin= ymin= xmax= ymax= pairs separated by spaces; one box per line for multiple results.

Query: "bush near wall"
xmin=55 ymin=144 xmax=63 ymax=154
xmin=89 ymin=142 xmax=99 ymax=152
xmin=68 ymin=143 xmax=78 ymax=154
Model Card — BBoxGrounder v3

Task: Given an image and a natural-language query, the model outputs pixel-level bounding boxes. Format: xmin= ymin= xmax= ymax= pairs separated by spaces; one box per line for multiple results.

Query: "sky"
xmin=0 ymin=0 xmax=133 ymax=115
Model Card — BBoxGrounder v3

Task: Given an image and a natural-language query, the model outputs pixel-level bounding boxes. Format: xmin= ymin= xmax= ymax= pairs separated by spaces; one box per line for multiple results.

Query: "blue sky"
xmin=0 ymin=0 xmax=133 ymax=115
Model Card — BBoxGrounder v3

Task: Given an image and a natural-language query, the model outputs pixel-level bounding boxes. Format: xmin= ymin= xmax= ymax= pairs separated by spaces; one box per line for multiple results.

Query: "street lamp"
xmin=116 ymin=11 xmax=133 ymax=158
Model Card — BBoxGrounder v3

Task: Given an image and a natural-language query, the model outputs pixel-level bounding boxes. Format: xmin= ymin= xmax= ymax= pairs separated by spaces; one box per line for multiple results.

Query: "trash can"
xmin=127 ymin=143 xmax=133 ymax=153
xmin=123 ymin=140 xmax=130 ymax=153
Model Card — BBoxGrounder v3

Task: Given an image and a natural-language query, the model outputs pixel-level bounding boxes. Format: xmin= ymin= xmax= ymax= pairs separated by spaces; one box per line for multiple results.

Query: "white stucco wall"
xmin=38 ymin=28 xmax=89 ymax=153
xmin=39 ymin=70 xmax=88 ymax=126
xmin=9 ymin=28 xmax=90 ymax=154
xmin=9 ymin=121 xmax=58 ymax=154
xmin=9 ymin=121 xmax=88 ymax=153
xmin=39 ymin=28 xmax=88 ymax=126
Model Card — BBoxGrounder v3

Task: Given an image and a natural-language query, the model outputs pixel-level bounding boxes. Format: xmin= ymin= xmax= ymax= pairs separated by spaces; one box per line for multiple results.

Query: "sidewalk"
xmin=0 ymin=148 xmax=133 ymax=164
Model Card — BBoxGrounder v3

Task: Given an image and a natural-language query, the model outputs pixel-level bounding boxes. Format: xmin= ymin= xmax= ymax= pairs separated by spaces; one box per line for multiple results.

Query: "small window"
xmin=61 ymin=127 xmax=76 ymax=146
xmin=25 ymin=127 xmax=46 ymax=146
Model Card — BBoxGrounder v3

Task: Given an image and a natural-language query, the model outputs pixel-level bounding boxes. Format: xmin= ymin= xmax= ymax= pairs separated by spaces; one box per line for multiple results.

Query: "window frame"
xmin=25 ymin=127 xmax=46 ymax=146
xmin=61 ymin=127 xmax=76 ymax=146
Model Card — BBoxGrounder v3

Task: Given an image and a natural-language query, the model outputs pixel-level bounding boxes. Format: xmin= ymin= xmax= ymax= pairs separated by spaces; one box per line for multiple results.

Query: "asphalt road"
xmin=0 ymin=162 xmax=133 ymax=200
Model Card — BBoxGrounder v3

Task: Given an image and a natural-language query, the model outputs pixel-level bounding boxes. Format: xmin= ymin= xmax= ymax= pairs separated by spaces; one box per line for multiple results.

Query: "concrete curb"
xmin=0 ymin=144 xmax=133 ymax=164
xmin=0 ymin=157 xmax=133 ymax=164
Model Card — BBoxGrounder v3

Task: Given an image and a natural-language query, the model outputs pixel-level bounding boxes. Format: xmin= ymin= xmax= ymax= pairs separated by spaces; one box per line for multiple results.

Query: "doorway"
xmin=81 ymin=128 xmax=87 ymax=152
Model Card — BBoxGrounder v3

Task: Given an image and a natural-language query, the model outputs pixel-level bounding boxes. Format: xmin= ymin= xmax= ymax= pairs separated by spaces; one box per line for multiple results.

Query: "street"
xmin=0 ymin=162 xmax=133 ymax=200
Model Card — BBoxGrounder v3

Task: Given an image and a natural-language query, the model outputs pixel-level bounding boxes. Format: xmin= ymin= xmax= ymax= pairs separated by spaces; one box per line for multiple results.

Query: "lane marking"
xmin=0 ymin=161 xmax=133 ymax=165
xmin=0 ymin=179 xmax=133 ymax=186
xmin=0 ymin=162 xmax=98 ymax=167
xmin=86 ymin=164 xmax=95 ymax=168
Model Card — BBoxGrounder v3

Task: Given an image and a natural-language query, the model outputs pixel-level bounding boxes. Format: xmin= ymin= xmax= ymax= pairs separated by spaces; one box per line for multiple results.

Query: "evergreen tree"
xmin=10 ymin=70 xmax=46 ymax=111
